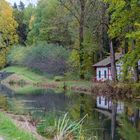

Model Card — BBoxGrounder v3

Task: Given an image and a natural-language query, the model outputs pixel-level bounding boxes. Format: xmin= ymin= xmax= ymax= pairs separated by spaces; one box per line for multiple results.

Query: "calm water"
xmin=0 ymin=84 xmax=140 ymax=140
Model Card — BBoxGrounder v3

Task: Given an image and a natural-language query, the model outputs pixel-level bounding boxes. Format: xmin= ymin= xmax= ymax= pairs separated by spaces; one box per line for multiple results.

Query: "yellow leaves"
xmin=0 ymin=0 xmax=18 ymax=45
xmin=0 ymin=0 xmax=18 ymax=68
xmin=0 ymin=49 xmax=7 ymax=69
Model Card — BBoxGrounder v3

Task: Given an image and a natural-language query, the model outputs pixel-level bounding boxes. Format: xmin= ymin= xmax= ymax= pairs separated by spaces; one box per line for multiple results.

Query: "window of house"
xmin=99 ymin=70 xmax=101 ymax=78
xmin=104 ymin=70 xmax=107 ymax=78
xmin=99 ymin=97 xmax=101 ymax=104
xmin=105 ymin=98 xmax=107 ymax=105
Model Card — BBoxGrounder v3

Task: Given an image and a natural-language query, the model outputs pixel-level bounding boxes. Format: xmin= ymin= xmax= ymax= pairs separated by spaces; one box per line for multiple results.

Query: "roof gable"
xmin=93 ymin=54 xmax=123 ymax=67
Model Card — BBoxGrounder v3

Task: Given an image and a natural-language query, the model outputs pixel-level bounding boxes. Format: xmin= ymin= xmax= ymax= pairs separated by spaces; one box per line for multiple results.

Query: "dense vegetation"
xmin=0 ymin=0 xmax=140 ymax=81
xmin=8 ymin=42 xmax=69 ymax=76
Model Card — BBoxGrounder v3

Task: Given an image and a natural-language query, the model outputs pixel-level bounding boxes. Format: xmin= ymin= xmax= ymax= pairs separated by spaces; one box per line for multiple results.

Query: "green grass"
xmin=1 ymin=66 xmax=47 ymax=83
xmin=1 ymin=66 xmax=92 ymax=93
xmin=66 ymin=80 xmax=92 ymax=88
xmin=15 ymin=85 xmax=42 ymax=94
xmin=0 ymin=112 xmax=36 ymax=140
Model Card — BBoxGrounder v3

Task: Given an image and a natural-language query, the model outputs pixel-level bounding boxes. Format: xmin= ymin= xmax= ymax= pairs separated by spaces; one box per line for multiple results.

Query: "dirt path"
xmin=6 ymin=113 xmax=47 ymax=140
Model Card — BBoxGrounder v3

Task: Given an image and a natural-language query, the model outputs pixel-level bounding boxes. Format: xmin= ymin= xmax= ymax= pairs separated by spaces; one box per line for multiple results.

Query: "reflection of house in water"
xmin=96 ymin=96 xmax=124 ymax=113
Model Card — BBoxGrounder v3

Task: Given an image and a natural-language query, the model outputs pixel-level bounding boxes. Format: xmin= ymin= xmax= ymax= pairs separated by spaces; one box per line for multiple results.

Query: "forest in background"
xmin=0 ymin=0 xmax=140 ymax=82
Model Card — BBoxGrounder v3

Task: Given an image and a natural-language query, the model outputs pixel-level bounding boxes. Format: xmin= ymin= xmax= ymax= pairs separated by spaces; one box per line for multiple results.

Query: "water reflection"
xmin=96 ymin=96 xmax=124 ymax=114
xmin=96 ymin=96 xmax=140 ymax=140
xmin=0 ymin=84 xmax=140 ymax=140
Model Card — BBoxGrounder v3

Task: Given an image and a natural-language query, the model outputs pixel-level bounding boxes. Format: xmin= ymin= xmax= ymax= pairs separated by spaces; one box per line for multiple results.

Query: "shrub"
xmin=37 ymin=112 xmax=88 ymax=139
xmin=7 ymin=45 xmax=28 ymax=65
xmin=7 ymin=42 xmax=70 ymax=76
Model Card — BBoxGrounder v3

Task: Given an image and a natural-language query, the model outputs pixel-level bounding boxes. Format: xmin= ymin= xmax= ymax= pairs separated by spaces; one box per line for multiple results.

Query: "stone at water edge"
xmin=0 ymin=137 xmax=4 ymax=140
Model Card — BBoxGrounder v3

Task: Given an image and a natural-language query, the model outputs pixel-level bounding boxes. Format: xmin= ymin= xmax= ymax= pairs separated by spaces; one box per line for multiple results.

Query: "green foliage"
xmin=118 ymin=116 xmax=140 ymax=140
xmin=13 ymin=2 xmax=34 ymax=45
xmin=122 ymin=46 xmax=140 ymax=81
xmin=27 ymin=0 xmax=73 ymax=46
xmin=7 ymin=46 xmax=28 ymax=65
xmin=37 ymin=112 xmax=89 ymax=140
xmin=37 ymin=112 xmax=56 ymax=138
xmin=105 ymin=0 xmax=140 ymax=82
xmin=7 ymin=42 xmax=69 ymax=76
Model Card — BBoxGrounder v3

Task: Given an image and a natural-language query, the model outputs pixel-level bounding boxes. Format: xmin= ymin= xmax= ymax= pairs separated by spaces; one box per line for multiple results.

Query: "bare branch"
xmin=58 ymin=0 xmax=80 ymax=23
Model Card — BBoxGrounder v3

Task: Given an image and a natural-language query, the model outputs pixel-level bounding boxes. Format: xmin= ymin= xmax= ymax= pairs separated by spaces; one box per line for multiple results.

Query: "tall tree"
xmin=18 ymin=1 xmax=25 ymax=11
xmin=27 ymin=0 xmax=110 ymax=79
xmin=59 ymin=0 xmax=109 ymax=79
xmin=0 ymin=0 xmax=18 ymax=68
xmin=13 ymin=1 xmax=31 ymax=45
xmin=105 ymin=0 xmax=140 ymax=82
xmin=27 ymin=0 xmax=73 ymax=46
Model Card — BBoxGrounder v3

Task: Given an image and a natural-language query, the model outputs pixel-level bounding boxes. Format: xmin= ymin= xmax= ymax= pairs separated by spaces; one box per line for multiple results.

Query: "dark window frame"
xmin=99 ymin=97 xmax=101 ymax=104
xmin=104 ymin=70 xmax=107 ymax=78
xmin=99 ymin=70 xmax=101 ymax=78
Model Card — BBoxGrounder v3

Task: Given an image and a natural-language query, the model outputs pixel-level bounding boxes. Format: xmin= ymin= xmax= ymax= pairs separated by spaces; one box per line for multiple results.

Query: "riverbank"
xmin=1 ymin=66 xmax=92 ymax=93
xmin=0 ymin=112 xmax=37 ymax=140
xmin=1 ymin=66 xmax=140 ymax=96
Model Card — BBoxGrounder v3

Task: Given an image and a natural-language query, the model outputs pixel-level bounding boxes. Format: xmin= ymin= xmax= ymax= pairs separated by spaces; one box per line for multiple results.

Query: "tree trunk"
xmin=79 ymin=0 xmax=85 ymax=79
xmin=111 ymin=102 xmax=117 ymax=140
xmin=132 ymin=40 xmax=139 ymax=82
xmin=122 ymin=39 xmax=128 ymax=54
xmin=99 ymin=2 xmax=107 ymax=60
xmin=133 ymin=108 xmax=139 ymax=128
xmin=110 ymin=40 xmax=117 ymax=82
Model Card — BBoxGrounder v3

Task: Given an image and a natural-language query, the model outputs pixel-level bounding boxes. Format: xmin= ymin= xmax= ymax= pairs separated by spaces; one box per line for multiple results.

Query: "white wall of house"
xmin=96 ymin=96 xmax=124 ymax=113
xmin=96 ymin=62 xmax=123 ymax=81
xmin=96 ymin=67 xmax=112 ymax=81
xmin=96 ymin=96 xmax=112 ymax=109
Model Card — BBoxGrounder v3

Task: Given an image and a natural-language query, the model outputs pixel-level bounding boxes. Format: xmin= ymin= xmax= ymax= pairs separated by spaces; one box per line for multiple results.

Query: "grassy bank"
xmin=1 ymin=66 xmax=92 ymax=93
xmin=0 ymin=112 xmax=35 ymax=140
xmin=2 ymin=66 xmax=140 ymax=95
xmin=1 ymin=66 xmax=47 ymax=83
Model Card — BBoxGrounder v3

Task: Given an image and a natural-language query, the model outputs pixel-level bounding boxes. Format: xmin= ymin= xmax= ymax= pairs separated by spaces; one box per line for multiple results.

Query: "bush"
xmin=7 ymin=42 xmax=70 ymax=76
xmin=37 ymin=112 xmax=88 ymax=139
xmin=7 ymin=45 xmax=28 ymax=65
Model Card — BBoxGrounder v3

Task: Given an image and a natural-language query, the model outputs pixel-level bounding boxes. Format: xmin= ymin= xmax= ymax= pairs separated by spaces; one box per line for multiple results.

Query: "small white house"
xmin=96 ymin=96 xmax=124 ymax=114
xmin=93 ymin=54 xmax=123 ymax=81
xmin=93 ymin=54 xmax=140 ymax=81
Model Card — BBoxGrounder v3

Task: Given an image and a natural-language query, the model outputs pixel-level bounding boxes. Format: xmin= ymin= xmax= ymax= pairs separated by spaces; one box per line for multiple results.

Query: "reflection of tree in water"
xmin=16 ymin=89 xmax=72 ymax=113
xmin=113 ymin=100 xmax=140 ymax=140
xmin=0 ymin=95 xmax=8 ymax=110
xmin=118 ymin=113 xmax=140 ymax=140
xmin=0 ymin=84 xmax=15 ymax=111
xmin=68 ymin=93 xmax=95 ymax=120
xmin=0 ymin=84 xmax=14 ymax=97
xmin=0 ymin=84 xmax=26 ymax=114
xmin=68 ymin=93 xmax=112 ymax=139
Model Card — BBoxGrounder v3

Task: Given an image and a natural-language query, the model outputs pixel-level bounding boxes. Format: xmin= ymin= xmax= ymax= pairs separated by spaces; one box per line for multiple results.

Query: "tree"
xmin=27 ymin=0 xmax=73 ymax=46
xmin=13 ymin=2 xmax=18 ymax=9
xmin=0 ymin=0 xmax=18 ymax=68
xmin=27 ymin=0 xmax=110 ymax=79
xmin=18 ymin=1 xmax=25 ymax=11
xmin=13 ymin=1 xmax=30 ymax=45
xmin=105 ymin=0 xmax=140 ymax=82
xmin=58 ymin=0 xmax=109 ymax=79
